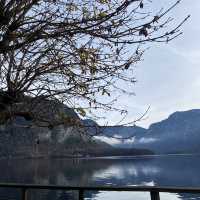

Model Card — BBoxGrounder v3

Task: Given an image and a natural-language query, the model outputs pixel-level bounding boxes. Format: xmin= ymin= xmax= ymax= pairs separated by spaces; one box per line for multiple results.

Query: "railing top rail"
xmin=0 ymin=183 xmax=200 ymax=193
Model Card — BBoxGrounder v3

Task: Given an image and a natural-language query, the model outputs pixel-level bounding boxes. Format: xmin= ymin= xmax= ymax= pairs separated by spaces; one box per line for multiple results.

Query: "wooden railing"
xmin=0 ymin=183 xmax=200 ymax=200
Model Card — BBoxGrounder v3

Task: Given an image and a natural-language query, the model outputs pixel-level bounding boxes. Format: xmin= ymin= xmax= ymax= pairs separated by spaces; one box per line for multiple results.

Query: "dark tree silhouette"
xmin=0 ymin=0 xmax=189 ymax=120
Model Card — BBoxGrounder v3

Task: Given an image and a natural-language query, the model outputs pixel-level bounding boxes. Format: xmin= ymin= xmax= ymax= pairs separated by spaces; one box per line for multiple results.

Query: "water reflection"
xmin=0 ymin=155 xmax=200 ymax=199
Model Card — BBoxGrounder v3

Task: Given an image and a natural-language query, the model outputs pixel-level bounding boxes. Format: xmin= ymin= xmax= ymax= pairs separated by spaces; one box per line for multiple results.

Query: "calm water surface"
xmin=0 ymin=155 xmax=200 ymax=200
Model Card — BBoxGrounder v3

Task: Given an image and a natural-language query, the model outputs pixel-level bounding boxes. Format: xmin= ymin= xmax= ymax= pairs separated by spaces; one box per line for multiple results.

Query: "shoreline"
xmin=0 ymin=153 xmax=199 ymax=161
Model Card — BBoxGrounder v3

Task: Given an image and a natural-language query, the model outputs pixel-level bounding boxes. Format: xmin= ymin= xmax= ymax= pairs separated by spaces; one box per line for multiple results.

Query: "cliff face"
xmin=0 ymin=98 xmax=106 ymax=158
xmin=0 ymin=96 xmax=154 ymax=158
xmin=0 ymin=122 xmax=85 ymax=158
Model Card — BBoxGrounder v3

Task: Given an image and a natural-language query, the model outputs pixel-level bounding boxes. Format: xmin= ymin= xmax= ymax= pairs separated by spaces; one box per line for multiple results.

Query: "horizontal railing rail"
xmin=0 ymin=183 xmax=200 ymax=200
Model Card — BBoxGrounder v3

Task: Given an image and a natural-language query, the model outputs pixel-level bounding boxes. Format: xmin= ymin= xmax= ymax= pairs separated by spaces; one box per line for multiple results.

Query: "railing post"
xmin=79 ymin=189 xmax=84 ymax=200
xmin=22 ymin=188 xmax=28 ymax=200
xmin=150 ymin=191 xmax=160 ymax=200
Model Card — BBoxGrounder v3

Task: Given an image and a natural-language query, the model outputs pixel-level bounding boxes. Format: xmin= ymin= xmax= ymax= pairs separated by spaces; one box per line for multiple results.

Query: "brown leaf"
xmin=139 ymin=2 xmax=144 ymax=9
xmin=139 ymin=28 xmax=148 ymax=37
xmin=153 ymin=16 xmax=159 ymax=23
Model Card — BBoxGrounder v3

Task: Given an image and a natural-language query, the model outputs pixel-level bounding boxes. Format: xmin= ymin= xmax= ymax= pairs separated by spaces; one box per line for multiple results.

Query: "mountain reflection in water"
xmin=0 ymin=155 xmax=200 ymax=200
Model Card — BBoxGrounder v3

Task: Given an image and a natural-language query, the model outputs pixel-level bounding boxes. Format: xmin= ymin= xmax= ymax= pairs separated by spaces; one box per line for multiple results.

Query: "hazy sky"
xmin=97 ymin=0 xmax=200 ymax=128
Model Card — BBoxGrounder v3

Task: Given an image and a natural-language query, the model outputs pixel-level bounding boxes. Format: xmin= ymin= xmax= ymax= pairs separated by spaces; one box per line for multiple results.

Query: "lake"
xmin=0 ymin=155 xmax=200 ymax=200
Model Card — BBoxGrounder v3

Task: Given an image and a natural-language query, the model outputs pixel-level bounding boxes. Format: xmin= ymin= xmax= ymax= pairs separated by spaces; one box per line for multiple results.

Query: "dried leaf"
xmin=139 ymin=28 xmax=148 ymax=37
xmin=153 ymin=16 xmax=159 ymax=23
xmin=139 ymin=2 xmax=144 ymax=9
xmin=124 ymin=62 xmax=131 ymax=70
xmin=76 ymin=108 xmax=86 ymax=117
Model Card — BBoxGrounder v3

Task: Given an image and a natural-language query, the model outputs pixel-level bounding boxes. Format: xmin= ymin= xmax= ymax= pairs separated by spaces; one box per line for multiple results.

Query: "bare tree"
xmin=0 ymin=0 xmax=189 ymax=121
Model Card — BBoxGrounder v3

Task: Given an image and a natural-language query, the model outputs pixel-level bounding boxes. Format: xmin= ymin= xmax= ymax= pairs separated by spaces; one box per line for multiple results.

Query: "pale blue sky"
xmin=97 ymin=0 xmax=200 ymax=128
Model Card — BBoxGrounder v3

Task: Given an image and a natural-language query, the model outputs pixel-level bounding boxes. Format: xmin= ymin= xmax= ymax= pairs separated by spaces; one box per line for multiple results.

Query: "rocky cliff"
xmin=0 ymin=97 xmax=109 ymax=158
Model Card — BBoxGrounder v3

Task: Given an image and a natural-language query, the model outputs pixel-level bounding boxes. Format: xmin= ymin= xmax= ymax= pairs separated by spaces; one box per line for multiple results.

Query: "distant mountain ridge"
xmin=83 ymin=119 xmax=146 ymax=138
xmin=93 ymin=109 xmax=200 ymax=154
xmin=0 ymin=97 xmax=153 ymax=158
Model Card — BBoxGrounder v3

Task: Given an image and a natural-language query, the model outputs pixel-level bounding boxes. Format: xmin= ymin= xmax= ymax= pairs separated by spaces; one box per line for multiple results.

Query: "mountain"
xmin=99 ymin=125 xmax=146 ymax=138
xmin=97 ymin=126 xmax=147 ymax=148
xmin=0 ymin=97 xmax=112 ymax=158
xmin=137 ymin=109 xmax=200 ymax=154
xmin=95 ymin=109 xmax=200 ymax=154
xmin=0 ymin=97 xmax=152 ymax=158
xmin=83 ymin=119 xmax=147 ymax=148
xmin=83 ymin=119 xmax=146 ymax=138
xmin=3 ymin=95 xmax=200 ymax=157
